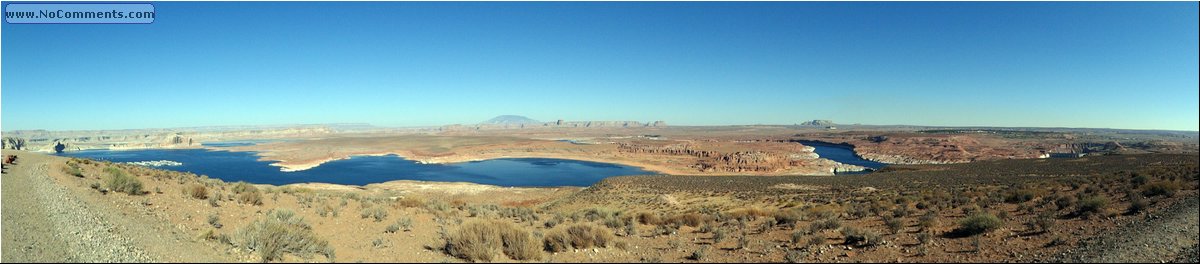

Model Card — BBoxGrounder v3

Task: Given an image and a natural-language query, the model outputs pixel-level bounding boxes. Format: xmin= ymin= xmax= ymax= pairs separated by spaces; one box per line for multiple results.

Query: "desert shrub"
xmin=884 ymin=216 xmax=904 ymax=234
xmin=961 ymin=204 xmax=982 ymax=216
xmin=425 ymin=199 xmax=450 ymax=213
xmin=727 ymin=207 xmax=772 ymax=221
xmin=790 ymin=231 xmax=805 ymax=245
xmin=1141 ymin=181 xmax=1181 ymax=197
xmin=624 ymin=221 xmax=638 ymax=237
xmin=805 ymin=205 xmax=840 ymax=220
xmin=316 ymin=202 xmax=336 ymax=217
xmin=636 ymin=211 xmax=663 ymax=225
xmin=232 ymin=181 xmax=257 ymax=194
xmin=395 ymin=196 xmax=425 ymax=208
xmin=667 ymin=213 xmax=708 ymax=228
xmin=773 ymin=209 xmax=804 ymax=228
xmin=736 ymin=233 xmax=750 ymax=250
xmin=184 ymin=184 xmax=208 ymax=200
xmin=444 ymin=219 xmax=541 ymax=261
xmin=395 ymin=217 xmax=413 ymax=232
xmin=499 ymin=207 xmax=539 ymax=223
xmin=1046 ymin=236 xmax=1068 ymax=247
xmin=1027 ymin=212 xmax=1056 ymax=233
xmin=208 ymin=213 xmax=222 ymax=228
xmin=543 ymin=223 xmax=613 ymax=252
xmin=688 ymin=245 xmax=709 ymax=261
xmin=544 ymin=214 xmax=564 ymax=228
xmin=1005 ymin=188 xmax=1040 ymax=204
xmin=1053 ymin=195 xmax=1076 ymax=211
xmin=360 ymin=205 xmax=389 ymax=222
xmin=847 ymin=204 xmax=871 ymax=219
xmin=955 ymin=213 xmax=1002 ymax=236
xmin=236 ymin=209 xmax=333 ymax=262
xmin=785 ymin=249 xmax=806 ymax=263
xmin=614 ymin=240 xmax=630 ymax=251
xmin=712 ymin=228 xmax=727 ymax=243
xmin=653 ymin=223 xmax=678 ymax=237
xmin=840 ymin=226 xmax=882 ymax=247
xmin=668 ymin=239 xmax=682 ymax=250
xmin=807 ymin=235 xmax=824 ymax=249
xmin=208 ymin=193 xmax=221 ymax=207
xmin=1127 ymin=194 xmax=1149 ymax=213
xmin=1076 ymin=196 xmax=1109 ymax=216
xmin=103 ymin=167 xmax=143 ymax=195
xmin=809 ymin=218 xmax=841 ymax=233
xmin=757 ymin=218 xmax=781 ymax=233
xmin=64 ymin=164 xmax=84 ymax=177
xmin=237 ymin=191 xmax=263 ymax=206
xmin=917 ymin=211 xmax=938 ymax=231
xmin=575 ymin=207 xmax=619 ymax=223
xmin=917 ymin=232 xmax=932 ymax=244
xmin=1131 ymin=173 xmax=1149 ymax=187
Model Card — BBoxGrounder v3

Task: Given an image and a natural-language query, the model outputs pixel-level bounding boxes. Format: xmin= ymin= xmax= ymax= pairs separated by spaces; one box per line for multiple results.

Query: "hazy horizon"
xmin=5 ymin=116 xmax=1199 ymax=133
xmin=3 ymin=2 xmax=1198 ymax=131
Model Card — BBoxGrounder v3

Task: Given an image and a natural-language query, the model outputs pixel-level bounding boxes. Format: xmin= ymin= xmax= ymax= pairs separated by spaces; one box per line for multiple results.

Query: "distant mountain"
xmin=800 ymin=120 xmax=835 ymax=126
xmin=482 ymin=115 xmax=540 ymax=125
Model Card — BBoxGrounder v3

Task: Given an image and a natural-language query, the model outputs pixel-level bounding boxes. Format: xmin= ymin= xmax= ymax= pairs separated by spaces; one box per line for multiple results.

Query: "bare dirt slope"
xmin=1058 ymin=195 xmax=1199 ymax=263
xmin=1 ymin=151 xmax=231 ymax=262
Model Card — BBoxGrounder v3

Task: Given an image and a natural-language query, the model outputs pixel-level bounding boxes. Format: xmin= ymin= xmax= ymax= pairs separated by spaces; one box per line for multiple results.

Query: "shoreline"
xmin=249 ymin=150 xmax=853 ymax=176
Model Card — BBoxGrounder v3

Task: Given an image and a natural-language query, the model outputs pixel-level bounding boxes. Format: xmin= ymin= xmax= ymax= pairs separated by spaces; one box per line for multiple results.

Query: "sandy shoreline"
xmin=253 ymin=150 xmax=848 ymax=176
xmin=261 ymin=151 xmax=685 ymax=175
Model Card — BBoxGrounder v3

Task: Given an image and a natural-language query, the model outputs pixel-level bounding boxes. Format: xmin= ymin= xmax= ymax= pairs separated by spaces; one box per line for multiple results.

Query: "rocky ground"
xmin=1054 ymin=195 xmax=1199 ymax=263
xmin=1 ymin=152 xmax=230 ymax=262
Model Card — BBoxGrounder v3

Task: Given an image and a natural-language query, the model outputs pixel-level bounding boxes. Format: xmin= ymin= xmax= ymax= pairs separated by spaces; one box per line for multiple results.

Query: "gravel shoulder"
xmin=2 ymin=151 xmax=229 ymax=262
xmin=1059 ymin=194 xmax=1200 ymax=263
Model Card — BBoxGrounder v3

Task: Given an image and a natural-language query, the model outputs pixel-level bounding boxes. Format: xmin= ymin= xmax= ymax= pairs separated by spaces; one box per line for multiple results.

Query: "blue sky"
xmin=3 ymin=2 xmax=1197 ymax=131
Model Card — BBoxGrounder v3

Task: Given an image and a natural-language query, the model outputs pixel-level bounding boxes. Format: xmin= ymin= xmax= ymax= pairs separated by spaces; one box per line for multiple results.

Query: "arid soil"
xmin=3 ymin=150 xmax=1197 ymax=263
xmin=1 ymin=152 xmax=230 ymax=262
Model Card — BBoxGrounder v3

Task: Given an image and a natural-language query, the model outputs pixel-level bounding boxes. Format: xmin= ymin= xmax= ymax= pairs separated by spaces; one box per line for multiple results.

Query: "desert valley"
xmin=3 ymin=117 xmax=1198 ymax=262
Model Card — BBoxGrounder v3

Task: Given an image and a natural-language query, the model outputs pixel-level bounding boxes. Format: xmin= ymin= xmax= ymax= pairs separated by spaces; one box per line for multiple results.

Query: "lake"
xmin=58 ymin=148 xmax=652 ymax=187
xmin=794 ymin=140 xmax=889 ymax=173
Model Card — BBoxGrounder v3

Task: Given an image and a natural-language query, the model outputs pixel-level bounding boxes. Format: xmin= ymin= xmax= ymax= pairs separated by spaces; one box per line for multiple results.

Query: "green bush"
xmin=955 ymin=213 xmax=1002 ymax=236
xmin=103 ymin=166 xmax=143 ymax=195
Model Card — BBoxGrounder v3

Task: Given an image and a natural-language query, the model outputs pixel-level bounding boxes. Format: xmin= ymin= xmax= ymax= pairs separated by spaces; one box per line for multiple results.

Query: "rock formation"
xmin=2 ymin=137 xmax=25 ymax=150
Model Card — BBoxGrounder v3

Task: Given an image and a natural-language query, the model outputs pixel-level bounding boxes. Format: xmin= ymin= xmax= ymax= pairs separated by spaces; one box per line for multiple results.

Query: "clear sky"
xmin=2 ymin=2 xmax=1198 ymax=131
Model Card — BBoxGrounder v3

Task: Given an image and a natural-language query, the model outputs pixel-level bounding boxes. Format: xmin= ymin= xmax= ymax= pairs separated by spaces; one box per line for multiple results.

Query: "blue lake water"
xmin=795 ymin=140 xmax=889 ymax=172
xmin=58 ymin=149 xmax=652 ymax=187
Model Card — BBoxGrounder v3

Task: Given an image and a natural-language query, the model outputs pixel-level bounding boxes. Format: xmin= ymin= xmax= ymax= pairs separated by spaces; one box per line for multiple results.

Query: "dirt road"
xmin=1 ymin=151 xmax=229 ymax=262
